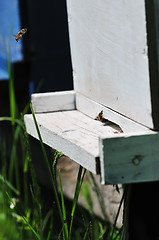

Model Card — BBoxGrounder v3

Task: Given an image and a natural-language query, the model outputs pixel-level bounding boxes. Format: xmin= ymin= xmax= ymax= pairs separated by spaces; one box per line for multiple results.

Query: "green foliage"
xmin=69 ymin=166 xmax=86 ymax=240
xmin=0 ymin=213 xmax=21 ymax=240
xmin=0 ymin=218 xmax=33 ymax=240
xmin=0 ymin=40 xmax=123 ymax=240
xmin=80 ymin=173 xmax=122 ymax=240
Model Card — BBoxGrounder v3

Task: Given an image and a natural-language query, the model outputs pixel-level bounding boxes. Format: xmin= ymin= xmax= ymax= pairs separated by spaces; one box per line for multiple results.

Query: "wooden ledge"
xmin=24 ymin=109 xmax=123 ymax=175
xmin=25 ymin=91 xmax=158 ymax=184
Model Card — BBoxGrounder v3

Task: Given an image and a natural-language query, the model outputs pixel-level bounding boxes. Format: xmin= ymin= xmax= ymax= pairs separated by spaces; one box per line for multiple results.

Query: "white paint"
xmin=76 ymin=92 xmax=152 ymax=133
xmin=24 ymin=110 xmax=122 ymax=174
xmin=67 ymin=0 xmax=153 ymax=128
xmin=25 ymin=90 xmax=158 ymax=184
xmin=32 ymin=91 xmax=76 ymax=113
xmin=31 ymin=90 xmax=151 ymax=133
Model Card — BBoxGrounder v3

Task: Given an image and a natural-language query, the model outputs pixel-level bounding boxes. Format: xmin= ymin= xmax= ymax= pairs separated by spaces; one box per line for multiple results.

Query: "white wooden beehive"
xmin=25 ymin=0 xmax=159 ymax=184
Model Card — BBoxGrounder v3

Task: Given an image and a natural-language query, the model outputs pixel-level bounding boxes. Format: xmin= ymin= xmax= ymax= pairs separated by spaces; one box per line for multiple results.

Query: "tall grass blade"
xmin=69 ymin=166 xmax=86 ymax=240
xmin=111 ymin=189 xmax=125 ymax=240
xmin=83 ymin=223 xmax=90 ymax=240
xmin=22 ymin=216 xmax=41 ymax=240
xmin=0 ymin=117 xmax=24 ymax=191
xmin=98 ymin=222 xmax=107 ymax=239
xmin=0 ymin=117 xmax=24 ymax=127
xmin=21 ymin=116 xmax=32 ymax=171
xmin=0 ymin=115 xmax=30 ymax=202
xmin=30 ymin=103 xmax=66 ymax=235
xmin=6 ymin=191 xmax=40 ymax=239
xmin=20 ymin=121 xmax=32 ymax=206
xmin=81 ymin=182 xmax=93 ymax=213
xmin=53 ymin=151 xmax=63 ymax=182
xmin=0 ymin=174 xmax=20 ymax=195
xmin=89 ymin=172 xmax=109 ymax=221
xmin=9 ymin=124 xmax=21 ymax=189
xmin=29 ymin=166 xmax=42 ymax=237
xmin=30 ymin=103 xmax=53 ymax=183
xmin=46 ymin=215 xmax=53 ymax=240
xmin=59 ymin=169 xmax=68 ymax=239
xmin=42 ymin=210 xmax=53 ymax=233
xmin=8 ymin=27 xmax=17 ymax=125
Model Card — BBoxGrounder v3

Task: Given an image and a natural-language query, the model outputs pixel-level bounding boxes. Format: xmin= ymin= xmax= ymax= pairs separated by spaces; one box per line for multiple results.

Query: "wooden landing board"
xmin=99 ymin=131 xmax=159 ymax=184
xmin=25 ymin=91 xmax=159 ymax=184
xmin=31 ymin=90 xmax=152 ymax=133
xmin=24 ymin=110 xmax=122 ymax=175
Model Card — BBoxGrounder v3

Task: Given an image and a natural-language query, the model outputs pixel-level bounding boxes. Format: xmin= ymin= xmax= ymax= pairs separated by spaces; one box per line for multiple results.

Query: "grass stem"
xmin=30 ymin=103 xmax=67 ymax=238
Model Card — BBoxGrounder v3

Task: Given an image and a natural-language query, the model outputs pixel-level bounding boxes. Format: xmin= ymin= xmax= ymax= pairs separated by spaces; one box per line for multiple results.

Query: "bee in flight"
xmin=12 ymin=28 xmax=27 ymax=42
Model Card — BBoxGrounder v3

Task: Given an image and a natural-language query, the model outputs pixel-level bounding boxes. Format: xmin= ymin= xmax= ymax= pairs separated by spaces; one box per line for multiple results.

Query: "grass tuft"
xmin=0 ymin=35 xmax=123 ymax=239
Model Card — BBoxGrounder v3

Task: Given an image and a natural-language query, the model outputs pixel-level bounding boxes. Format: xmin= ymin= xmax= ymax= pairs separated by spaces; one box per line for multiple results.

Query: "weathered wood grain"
xmin=99 ymin=131 xmax=159 ymax=184
xmin=25 ymin=90 xmax=159 ymax=184
xmin=32 ymin=90 xmax=152 ymax=133
xmin=24 ymin=110 xmax=122 ymax=175
xmin=32 ymin=91 xmax=76 ymax=113
xmin=25 ymin=105 xmax=159 ymax=184
xmin=67 ymin=0 xmax=156 ymax=128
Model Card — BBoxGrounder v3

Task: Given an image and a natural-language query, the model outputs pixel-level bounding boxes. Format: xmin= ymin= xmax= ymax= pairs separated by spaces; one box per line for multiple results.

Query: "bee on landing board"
xmin=12 ymin=28 xmax=27 ymax=42
xmin=95 ymin=110 xmax=106 ymax=123
xmin=95 ymin=110 xmax=123 ymax=133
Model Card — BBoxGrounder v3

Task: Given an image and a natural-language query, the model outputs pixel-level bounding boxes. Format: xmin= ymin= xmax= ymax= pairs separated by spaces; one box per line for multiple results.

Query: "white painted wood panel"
xmin=24 ymin=110 xmax=123 ymax=175
xmin=76 ymin=92 xmax=152 ymax=133
xmin=67 ymin=0 xmax=153 ymax=128
xmin=32 ymin=91 xmax=75 ymax=113
xmin=25 ymin=91 xmax=159 ymax=184
xmin=25 ymin=107 xmax=159 ymax=184
xmin=31 ymin=90 xmax=151 ymax=133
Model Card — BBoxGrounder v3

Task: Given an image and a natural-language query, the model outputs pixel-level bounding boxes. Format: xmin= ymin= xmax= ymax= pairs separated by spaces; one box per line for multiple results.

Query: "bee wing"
xmin=18 ymin=28 xmax=27 ymax=35
xmin=12 ymin=34 xmax=17 ymax=38
xmin=23 ymin=28 xmax=27 ymax=33
xmin=17 ymin=30 xmax=22 ymax=35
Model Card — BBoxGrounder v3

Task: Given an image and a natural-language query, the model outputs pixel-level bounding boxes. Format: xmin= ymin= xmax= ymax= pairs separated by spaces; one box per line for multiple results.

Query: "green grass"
xmin=0 ymin=108 xmax=122 ymax=240
xmin=0 ymin=40 xmax=123 ymax=239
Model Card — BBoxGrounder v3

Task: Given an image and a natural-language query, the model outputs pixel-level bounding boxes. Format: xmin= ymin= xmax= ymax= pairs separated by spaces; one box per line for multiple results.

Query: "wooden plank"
xmin=67 ymin=0 xmax=155 ymax=129
xmin=24 ymin=110 xmax=123 ymax=174
xmin=31 ymin=90 xmax=152 ymax=133
xmin=76 ymin=92 xmax=152 ymax=133
xmin=99 ymin=131 xmax=159 ymax=184
xmin=32 ymin=90 xmax=76 ymax=113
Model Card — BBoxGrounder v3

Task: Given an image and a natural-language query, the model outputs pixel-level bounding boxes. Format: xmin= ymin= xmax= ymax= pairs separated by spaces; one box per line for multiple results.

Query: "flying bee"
xmin=12 ymin=28 xmax=27 ymax=42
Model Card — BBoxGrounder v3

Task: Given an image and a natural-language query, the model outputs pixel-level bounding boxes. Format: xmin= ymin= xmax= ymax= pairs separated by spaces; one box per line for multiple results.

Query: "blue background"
xmin=0 ymin=0 xmax=24 ymax=80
